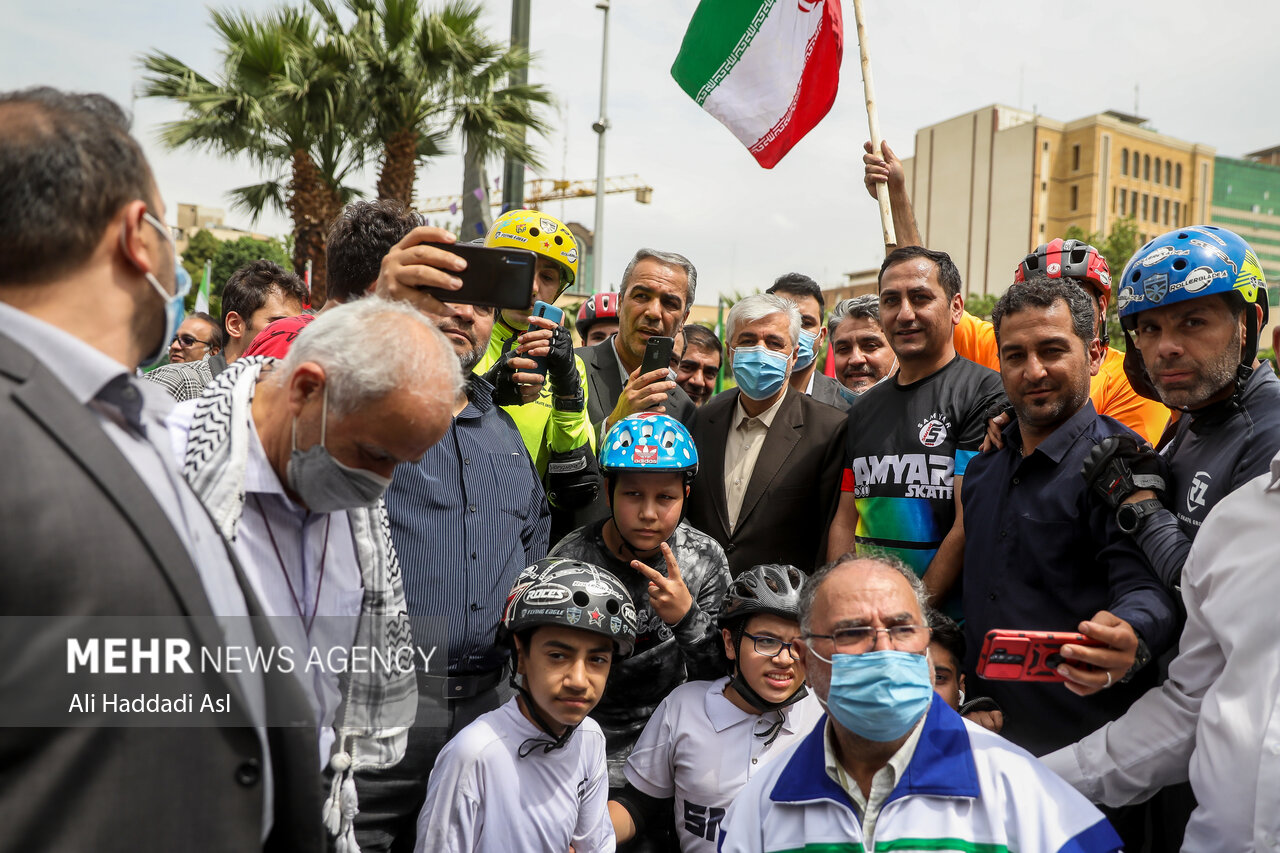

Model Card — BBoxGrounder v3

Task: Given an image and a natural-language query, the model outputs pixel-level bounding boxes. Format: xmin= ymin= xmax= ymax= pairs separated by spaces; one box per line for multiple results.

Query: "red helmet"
xmin=1015 ymin=238 xmax=1112 ymax=296
xmin=576 ymin=292 xmax=620 ymax=338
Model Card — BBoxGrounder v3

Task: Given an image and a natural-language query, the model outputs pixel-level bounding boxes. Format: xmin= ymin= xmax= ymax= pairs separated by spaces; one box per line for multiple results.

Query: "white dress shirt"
xmin=168 ymin=400 xmax=363 ymax=766
xmin=0 ymin=302 xmax=273 ymax=837
xmin=1043 ymin=450 xmax=1280 ymax=852
xmin=723 ymin=392 xmax=787 ymax=531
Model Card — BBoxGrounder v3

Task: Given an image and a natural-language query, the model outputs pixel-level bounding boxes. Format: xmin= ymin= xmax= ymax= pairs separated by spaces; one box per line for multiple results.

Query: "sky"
xmin=5 ymin=0 xmax=1279 ymax=307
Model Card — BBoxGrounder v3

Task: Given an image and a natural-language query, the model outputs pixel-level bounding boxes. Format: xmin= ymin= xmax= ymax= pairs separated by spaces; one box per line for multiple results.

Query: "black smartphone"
xmin=640 ymin=335 xmax=675 ymax=377
xmin=418 ymin=242 xmax=536 ymax=310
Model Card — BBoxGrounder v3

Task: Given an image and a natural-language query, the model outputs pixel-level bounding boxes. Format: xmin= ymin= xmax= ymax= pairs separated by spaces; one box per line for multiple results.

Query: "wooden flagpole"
xmin=851 ymin=0 xmax=896 ymax=250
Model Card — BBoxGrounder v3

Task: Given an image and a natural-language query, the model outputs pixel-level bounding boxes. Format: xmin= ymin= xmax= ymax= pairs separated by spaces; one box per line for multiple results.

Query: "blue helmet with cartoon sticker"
xmin=599 ymin=412 xmax=699 ymax=483
xmin=1117 ymin=225 xmax=1269 ymax=403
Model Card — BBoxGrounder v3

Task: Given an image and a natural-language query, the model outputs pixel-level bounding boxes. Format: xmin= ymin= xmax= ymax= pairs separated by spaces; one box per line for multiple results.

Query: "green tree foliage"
xmin=181 ymin=229 xmax=222 ymax=285
xmin=1063 ymin=216 xmax=1142 ymax=350
xmin=965 ymin=292 xmax=997 ymax=320
xmin=142 ymin=6 xmax=364 ymax=305
xmin=181 ymin=232 xmax=291 ymax=318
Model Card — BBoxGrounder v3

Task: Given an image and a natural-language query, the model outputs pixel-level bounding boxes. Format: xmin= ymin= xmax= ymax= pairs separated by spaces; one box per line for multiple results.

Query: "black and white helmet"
xmin=718 ymin=564 xmax=806 ymax=629
xmin=502 ymin=558 xmax=637 ymax=657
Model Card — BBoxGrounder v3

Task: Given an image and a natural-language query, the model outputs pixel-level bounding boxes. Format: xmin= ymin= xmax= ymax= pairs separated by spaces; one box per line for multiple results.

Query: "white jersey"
xmin=624 ymin=677 xmax=823 ymax=852
xmin=416 ymin=697 xmax=615 ymax=853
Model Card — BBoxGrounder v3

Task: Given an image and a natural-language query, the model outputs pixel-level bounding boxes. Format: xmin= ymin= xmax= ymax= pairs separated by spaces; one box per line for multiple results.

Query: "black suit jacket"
xmin=567 ymin=336 xmax=697 ymax=536
xmin=577 ymin=335 xmax=696 ymax=431
xmin=687 ymin=387 xmax=847 ymax=576
xmin=0 ymin=331 xmax=322 ymax=853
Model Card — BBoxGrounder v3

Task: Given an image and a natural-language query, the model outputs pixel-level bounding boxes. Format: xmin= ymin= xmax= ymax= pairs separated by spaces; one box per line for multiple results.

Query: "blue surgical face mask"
xmin=814 ymin=649 xmax=933 ymax=742
xmin=793 ymin=329 xmax=819 ymax=370
xmin=134 ymin=212 xmax=193 ymax=368
xmin=731 ymin=345 xmax=790 ymax=401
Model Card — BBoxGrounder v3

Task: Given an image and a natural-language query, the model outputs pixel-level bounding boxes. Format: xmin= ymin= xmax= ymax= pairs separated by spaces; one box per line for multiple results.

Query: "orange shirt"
xmin=953 ymin=311 xmax=1170 ymax=444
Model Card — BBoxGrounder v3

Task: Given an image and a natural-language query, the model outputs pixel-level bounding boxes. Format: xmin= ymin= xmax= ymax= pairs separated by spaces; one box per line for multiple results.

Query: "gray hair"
xmin=799 ymin=552 xmax=930 ymax=634
xmin=725 ymin=293 xmax=802 ymax=348
xmin=621 ymin=248 xmax=698 ymax=308
xmin=277 ymin=296 xmax=463 ymax=415
xmin=827 ymin=294 xmax=881 ymax=339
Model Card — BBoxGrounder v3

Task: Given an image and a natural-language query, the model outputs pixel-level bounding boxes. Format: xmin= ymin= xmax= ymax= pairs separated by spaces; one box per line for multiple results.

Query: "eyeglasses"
xmin=803 ymin=624 xmax=931 ymax=655
xmin=171 ymin=333 xmax=212 ymax=349
xmin=741 ymin=632 xmax=799 ymax=659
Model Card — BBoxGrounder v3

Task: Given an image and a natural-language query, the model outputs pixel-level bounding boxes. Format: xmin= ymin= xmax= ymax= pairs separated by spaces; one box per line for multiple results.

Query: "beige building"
xmin=173 ymin=203 xmax=274 ymax=254
xmin=900 ymin=105 xmax=1215 ymax=297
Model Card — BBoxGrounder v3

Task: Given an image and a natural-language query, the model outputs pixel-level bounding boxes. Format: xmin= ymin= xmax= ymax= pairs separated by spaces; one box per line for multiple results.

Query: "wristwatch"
xmin=1120 ymin=635 xmax=1152 ymax=683
xmin=1116 ymin=498 xmax=1164 ymax=535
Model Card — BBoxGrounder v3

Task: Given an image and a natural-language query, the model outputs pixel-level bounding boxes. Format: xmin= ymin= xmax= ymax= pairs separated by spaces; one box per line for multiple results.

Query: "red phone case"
xmin=976 ymin=629 xmax=1103 ymax=682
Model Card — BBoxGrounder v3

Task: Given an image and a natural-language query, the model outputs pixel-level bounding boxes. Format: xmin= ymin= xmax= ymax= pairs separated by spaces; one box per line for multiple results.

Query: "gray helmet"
xmin=718 ymin=564 xmax=806 ymax=629
xmin=502 ymin=557 xmax=637 ymax=656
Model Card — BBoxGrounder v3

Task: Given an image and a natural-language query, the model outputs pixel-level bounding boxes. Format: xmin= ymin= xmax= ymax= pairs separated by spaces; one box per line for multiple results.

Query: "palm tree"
xmin=451 ymin=35 xmax=553 ymax=239
xmin=141 ymin=6 xmax=363 ymax=305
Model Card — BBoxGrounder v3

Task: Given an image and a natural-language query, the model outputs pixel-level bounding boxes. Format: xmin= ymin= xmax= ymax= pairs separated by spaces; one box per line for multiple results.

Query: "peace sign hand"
xmin=630 ymin=542 xmax=693 ymax=627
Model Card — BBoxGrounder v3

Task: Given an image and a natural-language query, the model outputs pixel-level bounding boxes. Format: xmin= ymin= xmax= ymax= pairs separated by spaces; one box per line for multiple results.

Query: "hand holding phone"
xmin=389 ymin=240 xmax=535 ymax=310
xmin=976 ymin=630 xmax=1103 ymax=682
xmin=375 ymin=226 xmax=468 ymax=306
xmin=640 ymin=335 xmax=675 ymax=377
xmin=524 ymin=301 xmax=564 ymax=376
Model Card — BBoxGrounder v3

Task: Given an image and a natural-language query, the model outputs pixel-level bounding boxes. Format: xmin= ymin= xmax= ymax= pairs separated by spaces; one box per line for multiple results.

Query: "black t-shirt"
xmin=840 ymin=356 xmax=1005 ymax=582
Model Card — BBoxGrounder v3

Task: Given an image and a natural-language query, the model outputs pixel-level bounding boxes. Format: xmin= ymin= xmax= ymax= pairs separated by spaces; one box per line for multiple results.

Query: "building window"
xmin=1142 ymin=194 xmax=1149 ymax=220
xmin=1043 ymin=141 xmax=1050 ymax=151
xmin=1164 ymin=199 xmax=1170 ymax=225
xmin=1121 ymin=148 xmax=1129 ymax=175
xmin=1154 ymin=157 xmax=1162 ymax=186
xmin=1072 ymin=144 xmax=1081 ymax=171
xmin=1173 ymin=200 xmax=1180 ymax=225
xmin=1119 ymin=188 xmax=1127 ymax=213
xmin=1176 ymin=163 xmax=1183 ymax=188
xmin=1071 ymin=185 xmax=1079 ymax=211
xmin=1166 ymin=161 xmax=1173 ymax=185
xmin=1144 ymin=155 xmax=1151 ymax=181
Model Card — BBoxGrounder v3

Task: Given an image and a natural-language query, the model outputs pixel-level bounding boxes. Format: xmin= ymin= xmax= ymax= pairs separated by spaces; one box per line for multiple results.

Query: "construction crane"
xmin=418 ymin=174 xmax=653 ymax=213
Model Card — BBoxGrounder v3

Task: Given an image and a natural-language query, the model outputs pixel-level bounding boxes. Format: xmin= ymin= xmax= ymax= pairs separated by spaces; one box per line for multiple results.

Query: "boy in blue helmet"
xmin=550 ymin=412 xmax=732 ymax=793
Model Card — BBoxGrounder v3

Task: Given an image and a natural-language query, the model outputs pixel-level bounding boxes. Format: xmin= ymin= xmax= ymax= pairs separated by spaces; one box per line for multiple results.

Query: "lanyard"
xmin=252 ymin=493 xmax=331 ymax=636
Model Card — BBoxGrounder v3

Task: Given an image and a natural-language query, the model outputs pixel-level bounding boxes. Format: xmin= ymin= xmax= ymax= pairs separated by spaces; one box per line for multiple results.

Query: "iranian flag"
xmin=671 ymin=0 xmax=844 ymax=169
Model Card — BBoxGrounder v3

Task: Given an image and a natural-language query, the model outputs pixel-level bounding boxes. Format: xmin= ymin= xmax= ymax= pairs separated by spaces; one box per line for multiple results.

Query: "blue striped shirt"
xmin=386 ymin=375 xmax=551 ymax=674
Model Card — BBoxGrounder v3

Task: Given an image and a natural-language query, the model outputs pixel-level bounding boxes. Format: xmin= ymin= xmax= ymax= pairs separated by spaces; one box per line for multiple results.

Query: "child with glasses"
xmin=608 ymin=564 xmax=822 ymax=852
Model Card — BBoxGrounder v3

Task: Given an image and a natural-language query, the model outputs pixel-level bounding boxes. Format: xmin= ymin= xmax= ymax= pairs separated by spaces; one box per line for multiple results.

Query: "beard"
xmin=458 ymin=344 xmax=484 ymax=373
xmin=1152 ymin=325 xmax=1240 ymax=410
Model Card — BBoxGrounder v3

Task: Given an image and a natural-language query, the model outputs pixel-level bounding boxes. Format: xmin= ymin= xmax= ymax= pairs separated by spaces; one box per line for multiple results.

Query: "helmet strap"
xmin=515 ymin=687 xmax=576 ymax=757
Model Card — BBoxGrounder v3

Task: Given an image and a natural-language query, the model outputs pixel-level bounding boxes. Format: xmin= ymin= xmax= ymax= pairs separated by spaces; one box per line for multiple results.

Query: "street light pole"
xmin=591 ymin=0 xmax=611 ymax=293
xmin=502 ymin=0 xmax=531 ymax=213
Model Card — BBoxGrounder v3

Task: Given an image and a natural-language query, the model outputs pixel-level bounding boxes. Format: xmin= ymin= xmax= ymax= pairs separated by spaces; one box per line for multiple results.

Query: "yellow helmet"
xmin=485 ymin=209 xmax=579 ymax=295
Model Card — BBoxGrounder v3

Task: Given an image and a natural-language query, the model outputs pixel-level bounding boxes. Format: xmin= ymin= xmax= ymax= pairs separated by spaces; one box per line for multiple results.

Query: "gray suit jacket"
xmin=687 ymin=387 xmax=847 ymax=576
xmin=0 ymin=331 xmax=322 ymax=853
xmin=808 ymin=371 xmax=856 ymax=412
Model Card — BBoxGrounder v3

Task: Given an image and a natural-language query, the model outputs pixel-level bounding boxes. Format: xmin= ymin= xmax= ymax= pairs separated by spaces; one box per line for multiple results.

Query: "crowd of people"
xmin=4 ymin=85 xmax=1280 ymax=853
